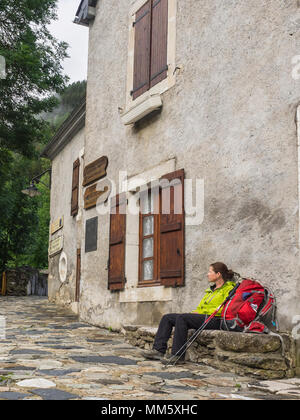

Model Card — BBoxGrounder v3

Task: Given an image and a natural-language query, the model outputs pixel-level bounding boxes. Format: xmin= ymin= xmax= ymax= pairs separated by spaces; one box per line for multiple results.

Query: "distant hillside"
xmin=43 ymin=80 xmax=87 ymax=131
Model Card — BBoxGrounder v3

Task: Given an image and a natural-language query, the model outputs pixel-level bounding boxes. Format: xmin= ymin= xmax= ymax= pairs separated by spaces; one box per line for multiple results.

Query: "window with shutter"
xmin=108 ymin=193 xmax=127 ymax=291
xmin=138 ymin=169 xmax=185 ymax=287
xmin=71 ymin=159 xmax=80 ymax=217
xmin=132 ymin=0 xmax=168 ymax=100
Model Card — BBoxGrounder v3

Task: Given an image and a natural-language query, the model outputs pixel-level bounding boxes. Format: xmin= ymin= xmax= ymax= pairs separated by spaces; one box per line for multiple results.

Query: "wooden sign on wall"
xmin=83 ymin=156 xmax=108 ymax=187
xmin=50 ymin=216 xmax=64 ymax=235
xmin=84 ymin=179 xmax=112 ymax=210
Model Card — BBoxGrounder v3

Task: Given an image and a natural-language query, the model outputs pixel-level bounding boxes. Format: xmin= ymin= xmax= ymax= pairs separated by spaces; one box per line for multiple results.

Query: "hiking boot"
xmin=161 ymin=354 xmax=185 ymax=366
xmin=141 ymin=349 xmax=165 ymax=361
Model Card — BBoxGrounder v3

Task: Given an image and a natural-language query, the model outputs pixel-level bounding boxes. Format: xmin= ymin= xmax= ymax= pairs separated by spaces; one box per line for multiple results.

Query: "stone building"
xmin=42 ymin=0 xmax=300 ymax=370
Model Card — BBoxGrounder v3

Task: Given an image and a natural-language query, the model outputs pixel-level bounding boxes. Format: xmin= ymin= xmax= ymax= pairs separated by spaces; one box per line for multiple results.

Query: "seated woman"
xmin=141 ymin=262 xmax=239 ymax=364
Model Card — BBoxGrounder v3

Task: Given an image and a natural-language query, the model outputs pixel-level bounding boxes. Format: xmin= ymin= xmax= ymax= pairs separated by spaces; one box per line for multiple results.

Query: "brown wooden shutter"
xmin=108 ymin=193 xmax=127 ymax=291
xmin=132 ymin=0 xmax=152 ymax=100
xmin=159 ymin=169 xmax=185 ymax=287
xmin=75 ymin=248 xmax=81 ymax=302
xmin=150 ymin=0 xmax=168 ymax=89
xmin=71 ymin=158 xmax=80 ymax=217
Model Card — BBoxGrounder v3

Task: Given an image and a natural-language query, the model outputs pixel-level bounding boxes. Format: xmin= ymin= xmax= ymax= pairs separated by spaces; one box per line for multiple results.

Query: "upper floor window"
xmin=131 ymin=0 xmax=168 ymax=100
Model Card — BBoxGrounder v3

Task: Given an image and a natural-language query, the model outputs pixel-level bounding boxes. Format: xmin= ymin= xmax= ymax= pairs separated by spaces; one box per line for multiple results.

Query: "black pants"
xmin=153 ymin=313 xmax=223 ymax=358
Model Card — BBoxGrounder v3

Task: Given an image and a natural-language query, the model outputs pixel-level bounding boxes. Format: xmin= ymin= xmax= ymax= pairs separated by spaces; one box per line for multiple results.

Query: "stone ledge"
xmin=122 ymin=325 xmax=296 ymax=380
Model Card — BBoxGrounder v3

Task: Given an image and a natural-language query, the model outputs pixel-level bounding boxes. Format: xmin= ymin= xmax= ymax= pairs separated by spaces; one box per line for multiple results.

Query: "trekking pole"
xmin=163 ymin=282 xmax=241 ymax=368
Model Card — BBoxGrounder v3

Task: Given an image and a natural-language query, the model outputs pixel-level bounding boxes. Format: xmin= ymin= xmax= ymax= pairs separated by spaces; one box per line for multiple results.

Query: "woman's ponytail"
xmin=226 ymin=269 xmax=235 ymax=281
xmin=210 ymin=262 xmax=235 ymax=282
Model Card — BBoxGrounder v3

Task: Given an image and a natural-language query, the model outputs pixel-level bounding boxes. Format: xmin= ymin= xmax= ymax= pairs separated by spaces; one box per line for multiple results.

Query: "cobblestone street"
xmin=0 ymin=296 xmax=299 ymax=400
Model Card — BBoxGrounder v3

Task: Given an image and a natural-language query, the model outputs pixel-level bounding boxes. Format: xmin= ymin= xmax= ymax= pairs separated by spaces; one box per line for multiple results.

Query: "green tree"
xmin=61 ymin=80 xmax=87 ymax=109
xmin=0 ymin=151 xmax=39 ymax=273
xmin=25 ymin=169 xmax=50 ymax=269
xmin=0 ymin=0 xmax=69 ymax=158
xmin=0 ymin=150 xmax=51 ymax=272
xmin=0 ymin=77 xmax=88 ymax=273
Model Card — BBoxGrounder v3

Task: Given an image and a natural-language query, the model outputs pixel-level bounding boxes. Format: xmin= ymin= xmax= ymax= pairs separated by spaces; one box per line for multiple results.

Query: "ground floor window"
xmin=139 ymin=186 xmax=160 ymax=286
xmin=138 ymin=168 xmax=185 ymax=288
xmin=108 ymin=168 xmax=185 ymax=292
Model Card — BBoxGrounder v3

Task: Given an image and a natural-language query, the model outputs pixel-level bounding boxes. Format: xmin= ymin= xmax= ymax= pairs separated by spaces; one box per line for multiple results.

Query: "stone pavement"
xmin=0 ymin=296 xmax=299 ymax=400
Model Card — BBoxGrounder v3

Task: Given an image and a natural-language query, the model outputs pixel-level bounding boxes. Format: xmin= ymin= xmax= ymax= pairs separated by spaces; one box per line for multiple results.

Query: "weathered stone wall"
xmin=3 ymin=268 xmax=48 ymax=296
xmin=123 ymin=325 xmax=296 ymax=380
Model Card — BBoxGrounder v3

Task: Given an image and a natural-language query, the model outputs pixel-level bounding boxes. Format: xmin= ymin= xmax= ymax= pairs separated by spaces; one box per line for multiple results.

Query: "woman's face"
xmin=207 ymin=266 xmax=220 ymax=283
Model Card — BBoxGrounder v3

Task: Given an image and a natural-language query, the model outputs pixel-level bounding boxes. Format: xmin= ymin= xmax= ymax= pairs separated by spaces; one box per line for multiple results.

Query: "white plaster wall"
xmin=48 ymin=128 xmax=85 ymax=308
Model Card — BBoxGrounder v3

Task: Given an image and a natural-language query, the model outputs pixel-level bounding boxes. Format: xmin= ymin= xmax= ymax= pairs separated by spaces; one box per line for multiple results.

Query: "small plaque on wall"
xmin=85 ymin=216 xmax=98 ymax=253
xmin=83 ymin=156 xmax=108 ymax=187
xmin=51 ymin=216 xmax=64 ymax=235
xmin=49 ymin=236 xmax=64 ymax=257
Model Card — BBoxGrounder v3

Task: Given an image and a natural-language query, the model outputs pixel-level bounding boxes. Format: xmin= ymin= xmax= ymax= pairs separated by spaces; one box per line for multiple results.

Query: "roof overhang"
xmin=74 ymin=0 xmax=97 ymax=27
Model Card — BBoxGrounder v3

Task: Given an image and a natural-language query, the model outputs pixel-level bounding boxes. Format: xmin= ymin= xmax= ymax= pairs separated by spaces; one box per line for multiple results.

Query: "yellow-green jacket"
xmin=192 ymin=281 xmax=236 ymax=317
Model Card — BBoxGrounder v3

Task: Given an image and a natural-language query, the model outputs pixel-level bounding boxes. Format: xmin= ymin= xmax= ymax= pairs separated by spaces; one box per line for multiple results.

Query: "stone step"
xmin=122 ymin=325 xmax=296 ymax=380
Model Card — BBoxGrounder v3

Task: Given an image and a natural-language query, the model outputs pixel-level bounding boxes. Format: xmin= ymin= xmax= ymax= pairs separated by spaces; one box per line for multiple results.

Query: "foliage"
xmin=28 ymin=170 xmax=50 ymax=268
xmin=0 ymin=0 xmax=86 ymax=273
xmin=0 ymin=150 xmax=51 ymax=271
xmin=0 ymin=2 xmax=88 ymax=272
xmin=0 ymin=78 xmax=87 ymax=271
xmin=0 ymin=151 xmax=38 ymax=272
xmin=0 ymin=0 xmax=69 ymax=158
xmin=61 ymin=80 xmax=87 ymax=109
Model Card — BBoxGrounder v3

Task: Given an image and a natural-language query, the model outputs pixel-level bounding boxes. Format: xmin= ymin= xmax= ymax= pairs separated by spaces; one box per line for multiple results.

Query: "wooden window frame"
xmin=138 ymin=169 xmax=185 ymax=288
xmin=138 ymin=188 xmax=161 ymax=287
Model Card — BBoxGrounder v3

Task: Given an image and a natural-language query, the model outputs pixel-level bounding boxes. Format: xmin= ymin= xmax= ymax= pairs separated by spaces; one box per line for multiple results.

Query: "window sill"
xmin=120 ymin=93 xmax=163 ymax=125
xmin=119 ymin=284 xmax=172 ymax=303
xmin=137 ymin=280 xmax=162 ymax=288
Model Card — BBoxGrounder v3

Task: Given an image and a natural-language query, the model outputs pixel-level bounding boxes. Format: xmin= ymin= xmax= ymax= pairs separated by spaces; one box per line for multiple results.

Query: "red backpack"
xmin=221 ymin=278 xmax=277 ymax=333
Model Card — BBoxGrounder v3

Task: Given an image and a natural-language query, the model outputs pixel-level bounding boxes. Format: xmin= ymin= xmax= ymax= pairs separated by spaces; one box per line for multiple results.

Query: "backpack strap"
xmin=222 ymin=298 xmax=233 ymax=331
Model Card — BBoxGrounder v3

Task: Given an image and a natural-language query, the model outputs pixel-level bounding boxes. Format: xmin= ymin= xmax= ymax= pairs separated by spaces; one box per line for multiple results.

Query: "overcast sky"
xmin=48 ymin=0 xmax=89 ymax=84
